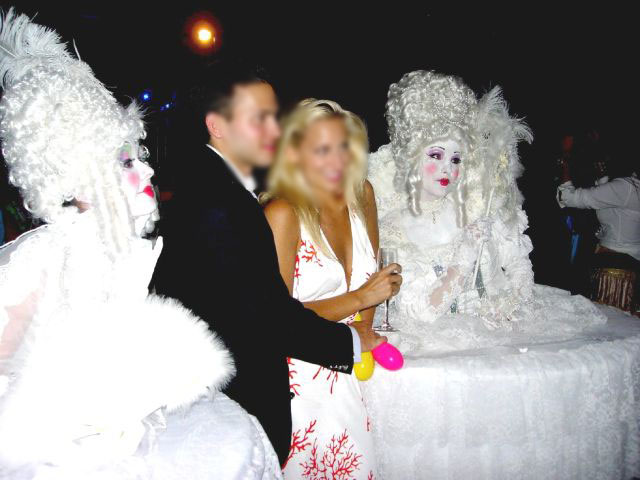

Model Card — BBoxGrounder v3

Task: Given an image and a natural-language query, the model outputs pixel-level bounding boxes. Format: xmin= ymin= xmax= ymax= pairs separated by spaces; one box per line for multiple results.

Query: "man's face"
xmin=214 ymin=82 xmax=280 ymax=168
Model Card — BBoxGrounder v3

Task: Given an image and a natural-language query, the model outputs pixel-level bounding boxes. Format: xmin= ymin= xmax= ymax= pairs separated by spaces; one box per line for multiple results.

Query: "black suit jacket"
xmin=152 ymin=145 xmax=354 ymax=464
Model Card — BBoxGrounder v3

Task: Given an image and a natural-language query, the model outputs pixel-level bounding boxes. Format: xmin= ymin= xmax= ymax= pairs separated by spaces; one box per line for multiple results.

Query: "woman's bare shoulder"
xmin=263 ymin=198 xmax=300 ymax=239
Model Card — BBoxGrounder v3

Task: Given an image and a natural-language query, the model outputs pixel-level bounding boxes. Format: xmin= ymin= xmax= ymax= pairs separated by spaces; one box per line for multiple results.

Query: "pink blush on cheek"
xmin=452 ymin=169 xmax=460 ymax=180
xmin=126 ymin=171 xmax=140 ymax=191
xmin=423 ymin=162 xmax=438 ymax=176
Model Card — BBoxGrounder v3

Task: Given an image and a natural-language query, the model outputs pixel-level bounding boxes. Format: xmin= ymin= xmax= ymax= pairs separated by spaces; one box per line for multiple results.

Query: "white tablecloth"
xmin=363 ymin=305 xmax=640 ymax=480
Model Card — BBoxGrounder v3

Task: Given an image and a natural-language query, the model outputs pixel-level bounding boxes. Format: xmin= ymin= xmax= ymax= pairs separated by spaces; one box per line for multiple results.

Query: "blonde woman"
xmin=262 ymin=99 xmax=402 ymax=478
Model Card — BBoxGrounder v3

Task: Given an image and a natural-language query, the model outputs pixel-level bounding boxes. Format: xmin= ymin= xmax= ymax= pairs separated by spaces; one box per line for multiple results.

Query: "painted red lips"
xmin=143 ymin=186 xmax=155 ymax=198
xmin=439 ymin=178 xmax=450 ymax=187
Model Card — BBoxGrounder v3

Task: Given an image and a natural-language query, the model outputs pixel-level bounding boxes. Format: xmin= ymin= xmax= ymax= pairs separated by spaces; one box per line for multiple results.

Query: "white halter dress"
xmin=283 ymin=209 xmax=378 ymax=480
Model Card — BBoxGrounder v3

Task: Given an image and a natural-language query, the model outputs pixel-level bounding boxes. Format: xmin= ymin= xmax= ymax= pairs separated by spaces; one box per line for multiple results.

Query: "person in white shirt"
xmin=557 ymin=157 xmax=640 ymax=311
xmin=558 ymin=160 xmax=640 ymax=262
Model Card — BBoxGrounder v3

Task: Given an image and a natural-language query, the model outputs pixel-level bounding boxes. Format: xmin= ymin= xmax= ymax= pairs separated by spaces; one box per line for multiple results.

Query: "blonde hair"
xmin=260 ymin=98 xmax=369 ymax=257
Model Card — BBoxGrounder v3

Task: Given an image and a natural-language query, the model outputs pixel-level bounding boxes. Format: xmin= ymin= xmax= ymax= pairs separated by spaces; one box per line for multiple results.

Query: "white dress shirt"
xmin=558 ymin=175 xmax=640 ymax=260
xmin=204 ymin=144 xmax=362 ymax=362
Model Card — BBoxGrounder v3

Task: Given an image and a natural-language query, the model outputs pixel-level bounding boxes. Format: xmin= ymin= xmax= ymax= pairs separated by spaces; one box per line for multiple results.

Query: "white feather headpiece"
xmin=465 ymin=86 xmax=533 ymax=224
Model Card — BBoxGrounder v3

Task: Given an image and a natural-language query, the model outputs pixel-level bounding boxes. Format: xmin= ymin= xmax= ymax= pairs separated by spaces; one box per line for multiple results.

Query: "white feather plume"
xmin=0 ymin=7 xmax=71 ymax=88
xmin=465 ymin=86 xmax=533 ymax=224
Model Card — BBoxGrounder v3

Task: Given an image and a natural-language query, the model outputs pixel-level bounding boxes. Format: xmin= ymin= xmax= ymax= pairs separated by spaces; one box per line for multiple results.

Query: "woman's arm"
xmin=263 ymin=199 xmax=300 ymax=296
xmin=264 ymin=198 xmax=368 ymax=322
xmin=299 ymin=181 xmax=393 ymax=323
xmin=265 ymin=189 xmax=398 ymax=323
xmin=357 ymin=181 xmax=380 ymax=329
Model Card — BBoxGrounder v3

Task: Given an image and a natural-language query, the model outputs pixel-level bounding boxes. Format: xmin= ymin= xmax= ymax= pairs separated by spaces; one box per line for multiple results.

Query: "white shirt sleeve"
xmin=348 ymin=325 xmax=362 ymax=363
xmin=558 ymin=178 xmax=632 ymax=210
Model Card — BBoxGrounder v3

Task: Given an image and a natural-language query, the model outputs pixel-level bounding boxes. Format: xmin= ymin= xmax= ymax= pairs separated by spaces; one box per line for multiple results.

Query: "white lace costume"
xmin=0 ymin=8 xmax=281 ymax=479
xmin=367 ymin=83 xmax=606 ymax=355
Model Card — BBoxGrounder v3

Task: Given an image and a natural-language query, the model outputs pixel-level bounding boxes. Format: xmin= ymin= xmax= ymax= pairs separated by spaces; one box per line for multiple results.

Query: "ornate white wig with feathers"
xmin=386 ymin=70 xmax=478 ymax=221
xmin=0 ymin=8 xmax=145 ymax=257
xmin=384 ymin=70 xmax=532 ymax=227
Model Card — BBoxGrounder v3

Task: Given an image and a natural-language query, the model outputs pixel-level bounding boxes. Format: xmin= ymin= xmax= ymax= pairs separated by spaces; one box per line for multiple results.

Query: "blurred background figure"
xmin=558 ymin=139 xmax=640 ymax=314
xmin=557 ymin=129 xmax=606 ymax=296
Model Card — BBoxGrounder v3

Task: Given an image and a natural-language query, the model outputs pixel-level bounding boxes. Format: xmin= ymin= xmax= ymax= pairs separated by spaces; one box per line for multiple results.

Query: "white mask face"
xmin=118 ymin=142 xmax=157 ymax=219
xmin=420 ymin=139 xmax=462 ymax=201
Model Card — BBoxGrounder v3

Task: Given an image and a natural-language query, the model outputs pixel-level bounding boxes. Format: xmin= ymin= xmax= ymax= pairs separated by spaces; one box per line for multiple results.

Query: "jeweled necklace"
xmin=420 ymin=197 xmax=447 ymax=224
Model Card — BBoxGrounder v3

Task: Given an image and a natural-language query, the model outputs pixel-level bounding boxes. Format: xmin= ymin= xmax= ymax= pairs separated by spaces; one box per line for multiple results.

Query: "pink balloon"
xmin=372 ymin=342 xmax=404 ymax=371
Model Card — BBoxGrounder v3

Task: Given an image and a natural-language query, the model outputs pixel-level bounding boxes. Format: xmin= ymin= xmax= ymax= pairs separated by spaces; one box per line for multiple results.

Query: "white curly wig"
xmin=0 ymin=8 xmax=146 ymax=256
xmin=386 ymin=70 xmax=478 ymax=219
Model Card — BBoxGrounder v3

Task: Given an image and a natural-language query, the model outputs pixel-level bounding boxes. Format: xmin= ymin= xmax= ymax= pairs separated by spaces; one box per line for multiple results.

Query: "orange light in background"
xmin=192 ymin=21 xmax=215 ymax=46
xmin=197 ymin=27 xmax=213 ymax=44
xmin=184 ymin=11 xmax=221 ymax=55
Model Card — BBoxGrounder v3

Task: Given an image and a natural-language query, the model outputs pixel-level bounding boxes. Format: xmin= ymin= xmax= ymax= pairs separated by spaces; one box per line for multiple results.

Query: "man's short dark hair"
xmin=191 ymin=59 xmax=271 ymax=120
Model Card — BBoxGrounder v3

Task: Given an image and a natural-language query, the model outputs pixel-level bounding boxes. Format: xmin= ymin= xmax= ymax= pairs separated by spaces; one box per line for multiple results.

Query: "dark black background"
xmin=4 ymin=2 xmax=636 ymax=148
xmin=2 ymin=1 xmax=637 ymax=286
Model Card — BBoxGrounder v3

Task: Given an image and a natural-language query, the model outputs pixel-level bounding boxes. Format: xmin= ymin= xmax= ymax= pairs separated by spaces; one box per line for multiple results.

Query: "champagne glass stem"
xmin=384 ymin=299 xmax=390 ymax=329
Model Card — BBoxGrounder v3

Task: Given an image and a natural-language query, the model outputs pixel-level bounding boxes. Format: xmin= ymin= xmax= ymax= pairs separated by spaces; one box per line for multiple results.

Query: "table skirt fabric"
xmin=363 ymin=305 xmax=640 ymax=480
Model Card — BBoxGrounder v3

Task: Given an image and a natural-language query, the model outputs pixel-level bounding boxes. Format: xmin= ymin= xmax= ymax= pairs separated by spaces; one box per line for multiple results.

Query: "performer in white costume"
xmin=0 ymin=8 xmax=281 ymax=479
xmin=365 ymin=71 xmax=640 ymax=479
xmin=368 ymin=70 xmax=607 ymax=353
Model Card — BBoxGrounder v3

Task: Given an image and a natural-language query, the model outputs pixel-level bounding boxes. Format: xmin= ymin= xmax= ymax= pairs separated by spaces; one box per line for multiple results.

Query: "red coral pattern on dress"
xmin=288 ymin=357 xmax=301 ymax=396
xmin=299 ymin=240 xmax=323 ymax=267
xmin=312 ymin=365 xmax=340 ymax=395
xmin=300 ymin=430 xmax=363 ymax=480
xmin=294 ymin=254 xmax=301 ymax=279
xmin=284 ymin=419 xmax=317 ymax=469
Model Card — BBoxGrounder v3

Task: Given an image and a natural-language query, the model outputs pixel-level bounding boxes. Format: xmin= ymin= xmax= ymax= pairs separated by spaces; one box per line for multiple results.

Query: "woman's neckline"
xmin=319 ymin=207 xmax=355 ymax=292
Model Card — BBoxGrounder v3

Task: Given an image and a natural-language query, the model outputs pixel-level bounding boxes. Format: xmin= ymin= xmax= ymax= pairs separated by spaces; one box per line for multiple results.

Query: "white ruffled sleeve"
xmin=394 ymin=242 xmax=440 ymax=323
xmin=458 ymin=208 xmax=535 ymax=325
xmin=499 ymin=209 xmax=535 ymax=305
xmin=419 ymin=227 xmax=482 ymax=318
xmin=0 ymin=227 xmax=54 ymax=383
xmin=384 ymin=215 xmax=480 ymax=328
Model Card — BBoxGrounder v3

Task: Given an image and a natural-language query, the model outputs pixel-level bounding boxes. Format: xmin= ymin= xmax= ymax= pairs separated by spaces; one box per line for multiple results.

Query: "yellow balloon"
xmin=354 ymin=351 xmax=375 ymax=381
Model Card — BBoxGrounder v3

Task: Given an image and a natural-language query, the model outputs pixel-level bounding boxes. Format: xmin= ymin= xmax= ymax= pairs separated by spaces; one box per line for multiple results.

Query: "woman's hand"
xmin=354 ymin=263 xmax=403 ymax=310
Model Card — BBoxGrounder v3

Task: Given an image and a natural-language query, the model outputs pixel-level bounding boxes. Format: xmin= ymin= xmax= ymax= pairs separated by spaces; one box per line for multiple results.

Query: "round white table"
xmin=363 ymin=305 xmax=640 ymax=480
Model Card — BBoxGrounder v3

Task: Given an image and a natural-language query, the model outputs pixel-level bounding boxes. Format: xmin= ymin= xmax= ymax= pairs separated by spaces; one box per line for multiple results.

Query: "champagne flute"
xmin=375 ymin=247 xmax=399 ymax=332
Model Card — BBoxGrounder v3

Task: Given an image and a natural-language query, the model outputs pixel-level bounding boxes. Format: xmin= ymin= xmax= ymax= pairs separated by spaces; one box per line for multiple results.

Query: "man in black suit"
xmin=152 ymin=62 xmax=388 ymax=465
